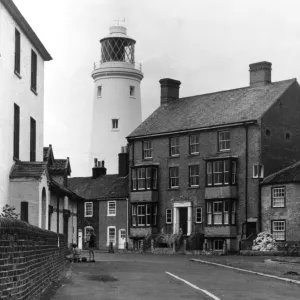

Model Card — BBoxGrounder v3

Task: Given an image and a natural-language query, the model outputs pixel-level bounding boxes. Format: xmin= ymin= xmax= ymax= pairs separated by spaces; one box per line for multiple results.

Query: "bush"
xmin=0 ymin=204 xmax=19 ymax=219
xmin=252 ymin=231 xmax=278 ymax=251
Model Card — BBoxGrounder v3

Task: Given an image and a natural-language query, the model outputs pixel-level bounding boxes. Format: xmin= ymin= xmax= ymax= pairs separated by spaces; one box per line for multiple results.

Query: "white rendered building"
xmin=90 ymin=25 xmax=143 ymax=174
xmin=0 ymin=0 xmax=52 ymax=207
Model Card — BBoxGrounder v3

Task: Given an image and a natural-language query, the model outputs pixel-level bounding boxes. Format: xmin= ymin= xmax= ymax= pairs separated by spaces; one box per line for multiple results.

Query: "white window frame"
xmin=137 ymin=205 xmax=146 ymax=226
xmin=84 ymin=202 xmax=93 ymax=217
xmin=272 ymin=220 xmax=285 ymax=241
xmin=272 ymin=187 xmax=285 ymax=208
xmin=218 ymin=131 xmax=230 ymax=151
xmin=130 ymin=86 xmax=135 ymax=97
xmin=207 ymin=162 xmax=212 ymax=186
xmin=195 ymin=207 xmax=202 ymax=223
xmin=132 ymin=205 xmax=137 ymax=226
xmin=207 ymin=202 xmax=212 ymax=225
xmin=253 ymin=164 xmax=264 ymax=178
xmin=232 ymin=161 xmax=237 ymax=184
xmin=213 ymin=201 xmax=223 ymax=225
xmin=170 ymin=137 xmax=180 ymax=156
xmin=224 ymin=200 xmax=229 ymax=225
xmin=169 ymin=167 xmax=179 ymax=188
xmin=97 ymin=85 xmax=102 ymax=97
xmin=107 ymin=201 xmax=116 ymax=216
xmin=189 ymin=165 xmax=199 ymax=187
xmin=107 ymin=226 xmax=116 ymax=246
xmin=143 ymin=141 xmax=153 ymax=159
xmin=84 ymin=226 xmax=94 ymax=242
xmin=213 ymin=161 xmax=223 ymax=185
xmin=166 ymin=209 xmax=172 ymax=224
xmin=132 ymin=169 xmax=137 ymax=190
xmin=190 ymin=134 xmax=199 ymax=154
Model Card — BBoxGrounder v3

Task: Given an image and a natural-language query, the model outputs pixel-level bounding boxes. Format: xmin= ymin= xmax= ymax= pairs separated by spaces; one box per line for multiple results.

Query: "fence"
xmin=0 ymin=218 xmax=67 ymax=299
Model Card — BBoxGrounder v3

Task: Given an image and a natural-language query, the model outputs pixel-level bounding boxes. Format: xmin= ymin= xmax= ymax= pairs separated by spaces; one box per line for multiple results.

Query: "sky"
xmin=13 ymin=0 xmax=300 ymax=176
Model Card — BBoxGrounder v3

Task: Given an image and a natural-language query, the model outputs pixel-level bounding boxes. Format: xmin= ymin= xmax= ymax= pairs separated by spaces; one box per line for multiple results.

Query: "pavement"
xmin=41 ymin=252 xmax=300 ymax=300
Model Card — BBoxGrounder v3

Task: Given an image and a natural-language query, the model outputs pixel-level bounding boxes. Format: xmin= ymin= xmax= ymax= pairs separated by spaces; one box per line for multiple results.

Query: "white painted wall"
xmin=90 ymin=63 xmax=143 ymax=174
xmin=0 ymin=2 xmax=45 ymax=206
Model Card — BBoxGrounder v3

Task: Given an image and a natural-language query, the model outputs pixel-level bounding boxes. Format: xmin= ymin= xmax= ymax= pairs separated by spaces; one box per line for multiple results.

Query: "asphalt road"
xmin=48 ymin=253 xmax=300 ymax=300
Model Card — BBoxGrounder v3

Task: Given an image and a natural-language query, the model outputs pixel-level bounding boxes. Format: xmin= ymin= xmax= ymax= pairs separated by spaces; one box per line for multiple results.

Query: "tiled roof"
xmin=50 ymin=179 xmax=74 ymax=196
xmin=68 ymin=175 xmax=128 ymax=200
xmin=128 ymin=79 xmax=296 ymax=138
xmin=43 ymin=147 xmax=49 ymax=162
xmin=261 ymin=161 xmax=300 ymax=185
xmin=10 ymin=161 xmax=47 ymax=179
xmin=50 ymin=159 xmax=67 ymax=171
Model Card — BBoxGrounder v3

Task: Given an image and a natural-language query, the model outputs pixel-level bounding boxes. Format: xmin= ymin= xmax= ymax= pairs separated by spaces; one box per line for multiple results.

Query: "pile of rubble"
xmin=252 ymin=232 xmax=278 ymax=251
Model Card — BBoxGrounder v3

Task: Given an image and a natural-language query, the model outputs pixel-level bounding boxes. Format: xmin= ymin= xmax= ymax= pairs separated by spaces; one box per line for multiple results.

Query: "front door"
xmin=118 ymin=229 xmax=126 ymax=249
xmin=179 ymin=207 xmax=188 ymax=235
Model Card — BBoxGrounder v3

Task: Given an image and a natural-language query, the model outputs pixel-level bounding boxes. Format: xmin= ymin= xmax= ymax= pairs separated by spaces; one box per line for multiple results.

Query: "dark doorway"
xmin=179 ymin=207 xmax=188 ymax=235
xmin=63 ymin=216 xmax=69 ymax=242
xmin=246 ymin=222 xmax=257 ymax=238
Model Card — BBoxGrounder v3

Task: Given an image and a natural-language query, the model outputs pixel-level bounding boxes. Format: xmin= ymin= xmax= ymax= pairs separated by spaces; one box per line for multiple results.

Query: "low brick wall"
xmin=0 ymin=218 xmax=68 ymax=300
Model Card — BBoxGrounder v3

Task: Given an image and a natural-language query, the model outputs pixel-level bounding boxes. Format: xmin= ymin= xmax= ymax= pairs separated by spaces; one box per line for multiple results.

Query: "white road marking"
xmin=166 ymin=271 xmax=221 ymax=300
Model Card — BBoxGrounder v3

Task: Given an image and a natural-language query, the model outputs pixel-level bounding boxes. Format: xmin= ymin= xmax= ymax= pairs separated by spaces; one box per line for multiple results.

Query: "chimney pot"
xmin=159 ymin=78 xmax=181 ymax=105
xmin=94 ymin=158 xmax=98 ymax=167
xmin=102 ymin=160 xmax=105 ymax=168
xmin=249 ymin=61 xmax=272 ymax=86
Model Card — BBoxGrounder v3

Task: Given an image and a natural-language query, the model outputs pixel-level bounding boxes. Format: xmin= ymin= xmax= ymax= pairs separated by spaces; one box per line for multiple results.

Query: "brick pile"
xmin=0 ymin=218 xmax=67 ymax=299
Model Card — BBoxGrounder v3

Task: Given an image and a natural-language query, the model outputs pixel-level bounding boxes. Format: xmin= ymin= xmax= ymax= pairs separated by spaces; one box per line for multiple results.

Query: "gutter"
xmin=127 ymin=120 xmax=257 ymax=141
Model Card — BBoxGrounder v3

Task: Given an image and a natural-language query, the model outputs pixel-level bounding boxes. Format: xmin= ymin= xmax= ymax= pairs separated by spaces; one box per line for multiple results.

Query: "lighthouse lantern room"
xmin=90 ymin=25 xmax=143 ymax=174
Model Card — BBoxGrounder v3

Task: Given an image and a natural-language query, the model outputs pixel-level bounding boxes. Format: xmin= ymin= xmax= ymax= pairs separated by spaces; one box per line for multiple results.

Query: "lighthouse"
xmin=90 ymin=25 xmax=143 ymax=174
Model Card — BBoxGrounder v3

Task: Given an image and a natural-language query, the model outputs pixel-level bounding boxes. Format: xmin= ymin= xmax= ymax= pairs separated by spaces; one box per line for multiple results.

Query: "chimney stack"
xmin=92 ymin=158 xmax=107 ymax=179
xmin=249 ymin=61 xmax=272 ymax=86
xmin=159 ymin=78 xmax=181 ymax=105
xmin=118 ymin=146 xmax=129 ymax=177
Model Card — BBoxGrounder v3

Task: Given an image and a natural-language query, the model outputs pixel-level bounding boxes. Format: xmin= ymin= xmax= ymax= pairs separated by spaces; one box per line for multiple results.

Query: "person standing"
xmin=89 ymin=230 xmax=96 ymax=262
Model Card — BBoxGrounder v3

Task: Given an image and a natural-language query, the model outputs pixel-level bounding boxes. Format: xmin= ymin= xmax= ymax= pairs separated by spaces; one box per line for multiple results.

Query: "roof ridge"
xmin=178 ymin=78 xmax=296 ymax=101
xmin=262 ymin=160 xmax=300 ymax=183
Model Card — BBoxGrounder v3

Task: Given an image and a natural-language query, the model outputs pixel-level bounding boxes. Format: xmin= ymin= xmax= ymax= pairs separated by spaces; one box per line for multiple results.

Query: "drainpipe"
xmin=244 ymin=124 xmax=249 ymax=239
xmin=126 ymin=197 xmax=129 ymax=248
xmin=57 ymin=194 xmax=59 ymax=234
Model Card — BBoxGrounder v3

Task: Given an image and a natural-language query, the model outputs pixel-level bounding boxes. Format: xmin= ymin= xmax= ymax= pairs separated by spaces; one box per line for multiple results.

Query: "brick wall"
xmin=0 ymin=218 xmax=67 ymax=300
xmin=129 ymin=124 xmax=261 ymax=244
xmin=261 ymin=82 xmax=300 ymax=176
xmin=261 ymin=183 xmax=300 ymax=241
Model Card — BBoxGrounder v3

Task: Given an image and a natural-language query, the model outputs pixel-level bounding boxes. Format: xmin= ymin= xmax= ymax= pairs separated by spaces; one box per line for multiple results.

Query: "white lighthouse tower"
xmin=90 ymin=24 xmax=143 ymax=174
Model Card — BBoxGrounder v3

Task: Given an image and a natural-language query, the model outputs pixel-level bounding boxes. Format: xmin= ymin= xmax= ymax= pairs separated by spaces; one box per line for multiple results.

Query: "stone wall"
xmin=0 ymin=218 xmax=67 ymax=299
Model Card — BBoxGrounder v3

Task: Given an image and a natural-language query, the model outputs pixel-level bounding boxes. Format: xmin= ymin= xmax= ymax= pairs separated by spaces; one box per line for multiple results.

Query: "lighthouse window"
xmin=112 ymin=119 xmax=119 ymax=129
xmin=97 ymin=86 xmax=102 ymax=97
xmin=130 ymin=86 xmax=135 ymax=97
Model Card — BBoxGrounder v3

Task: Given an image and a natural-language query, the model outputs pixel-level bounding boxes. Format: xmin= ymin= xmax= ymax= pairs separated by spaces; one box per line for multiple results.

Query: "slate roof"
xmin=50 ymin=159 xmax=67 ymax=171
xmin=43 ymin=147 xmax=49 ymax=162
xmin=261 ymin=161 xmax=300 ymax=185
xmin=128 ymin=79 xmax=296 ymax=138
xmin=68 ymin=175 xmax=128 ymax=200
xmin=10 ymin=161 xmax=47 ymax=179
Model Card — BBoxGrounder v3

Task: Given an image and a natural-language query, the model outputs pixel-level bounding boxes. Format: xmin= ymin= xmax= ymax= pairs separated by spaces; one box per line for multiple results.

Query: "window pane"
xmin=190 ymin=135 xmax=199 ymax=154
xmin=232 ymin=161 xmax=236 ymax=184
xmin=170 ymin=137 xmax=179 ymax=156
xmin=219 ymin=131 xmax=230 ymax=151
xmin=213 ymin=202 xmax=222 ymax=224
xmin=190 ymin=165 xmax=199 ymax=186
xmin=138 ymin=168 xmax=146 ymax=189
xmin=272 ymin=188 xmax=285 ymax=207
xmin=207 ymin=162 xmax=212 ymax=185
xmin=170 ymin=167 xmax=179 ymax=188
xmin=152 ymin=168 xmax=158 ymax=189
xmin=196 ymin=207 xmax=202 ymax=223
xmin=272 ymin=221 xmax=285 ymax=240
xmin=132 ymin=169 xmax=137 ymax=190
xmin=213 ymin=161 xmax=223 ymax=185
xmin=146 ymin=167 xmax=151 ymax=189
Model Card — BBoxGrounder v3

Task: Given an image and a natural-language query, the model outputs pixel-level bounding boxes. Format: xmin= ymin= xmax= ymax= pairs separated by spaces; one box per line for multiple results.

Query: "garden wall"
xmin=0 ymin=218 xmax=67 ymax=299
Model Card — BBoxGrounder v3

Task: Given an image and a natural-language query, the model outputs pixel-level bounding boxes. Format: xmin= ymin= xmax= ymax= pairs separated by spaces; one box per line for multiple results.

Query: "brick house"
xmin=261 ymin=161 xmax=300 ymax=242
xmin=9 ymin=145 xmax=79 ymax=247
xmin=127 ymin=61 xmax=300 ymax=252
xmin=68 ymin=148 xmax=129 ymax=250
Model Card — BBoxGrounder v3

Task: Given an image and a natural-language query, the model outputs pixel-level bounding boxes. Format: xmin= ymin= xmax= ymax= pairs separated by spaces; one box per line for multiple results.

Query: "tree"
xmin=0 ymin=204 xmax=19 ymax=219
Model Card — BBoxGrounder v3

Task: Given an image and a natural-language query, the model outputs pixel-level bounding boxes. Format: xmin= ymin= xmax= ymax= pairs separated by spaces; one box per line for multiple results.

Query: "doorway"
xmin=179 ymin=207 xmax=188 ymax=235
xmin=78 ymin=229 xmax=83 ymax=249
xmin=118 ymin=229 xmax=126 ymax=249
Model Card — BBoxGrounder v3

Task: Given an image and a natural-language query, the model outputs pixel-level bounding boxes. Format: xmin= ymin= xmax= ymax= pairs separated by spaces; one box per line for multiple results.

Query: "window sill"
xmin=84 ymin=215 xmax=93 ymax=218
xmin=188 ymin=153 xmax=200 ymax=157
xmin=205 ymin=224 xmax=236 ymax=227
xmin=107 ymin=214 xmax=116 ymax=217
xmin=271 ymin=206 xmax=286 ymax=209
xmin=97 ymin=96 xmax=102 ymax=98
xmin=14 ymin=70 xmax=22 ymax=79
xmin=188 ymin=186 xmax=200 ymax=189
xmin=111 ymin=129 xmax=120 ymax=132
xmin=168 ymin=187 xmax=179 ymax=191
xmin=217 ymin=150 xmax=231 ymax=153
xmin=130 ymin=96 xmax=136 ymax=99
xmin=30 ymin=87 xmax=38 ymax=96
xmin=205 ymin=184 xmax=236 ymax=187
xmin=13 ymin=156 xmax=20 ymax=162
xmin=131 ymin=189 xmax=158 ymax=192
xmin=143 ymin=158 xmax=153 ymax=161
xmin=169 ymin=155 xmax=180 ymax=158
